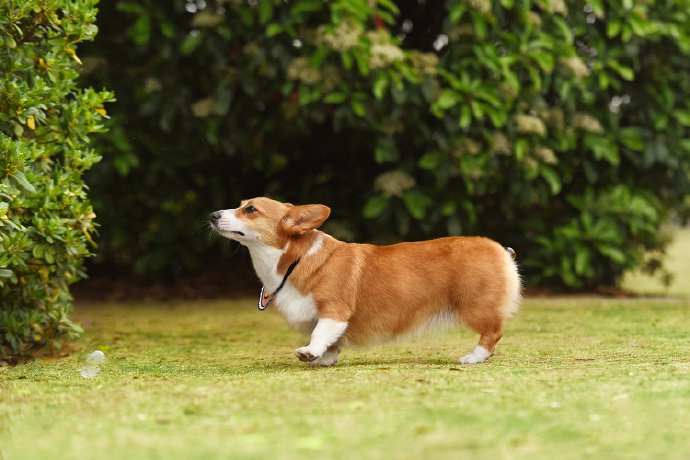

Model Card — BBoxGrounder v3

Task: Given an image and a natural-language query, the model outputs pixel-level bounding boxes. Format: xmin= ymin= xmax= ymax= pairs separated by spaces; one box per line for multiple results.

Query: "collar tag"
xmin=258 ymin=286 xmax=274 ymax=311
xmin=256 ymin=258 xmax=301 ymax=312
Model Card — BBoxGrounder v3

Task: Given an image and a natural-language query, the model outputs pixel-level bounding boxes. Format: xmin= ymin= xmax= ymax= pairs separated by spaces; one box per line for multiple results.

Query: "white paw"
xmin=309 ymin=349 xmax=340 ymax=367
xmin=295 ymin=346 xmax=321 ymax=362
xmin=459 ymin=346 xmax=492 ymax=365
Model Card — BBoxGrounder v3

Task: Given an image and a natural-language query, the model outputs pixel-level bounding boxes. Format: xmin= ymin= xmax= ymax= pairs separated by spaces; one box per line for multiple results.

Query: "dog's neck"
xmin=246 ymin=231 xmax=327 ymax=293
xmin=246 ymin=243 xmax=284 ymax=293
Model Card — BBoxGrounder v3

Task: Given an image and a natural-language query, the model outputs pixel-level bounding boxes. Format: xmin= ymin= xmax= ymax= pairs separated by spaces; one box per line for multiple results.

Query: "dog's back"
xmin=319 ymin=237 xmax=521 ymax=351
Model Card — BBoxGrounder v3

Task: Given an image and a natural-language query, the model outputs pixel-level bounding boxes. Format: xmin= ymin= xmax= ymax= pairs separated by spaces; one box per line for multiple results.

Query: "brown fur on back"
xmin=285 ymin=235 xmax=514 ymax=346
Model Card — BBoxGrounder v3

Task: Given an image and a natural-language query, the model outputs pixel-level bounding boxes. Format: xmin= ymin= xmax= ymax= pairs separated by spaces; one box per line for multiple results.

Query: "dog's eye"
xmin=245 ymin=205 xmax=257 ymax=214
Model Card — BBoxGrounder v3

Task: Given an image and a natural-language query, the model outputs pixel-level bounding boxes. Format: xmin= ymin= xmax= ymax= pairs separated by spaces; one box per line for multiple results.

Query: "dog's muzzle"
xmin=209 ymin=211 xmax=245 ymax=236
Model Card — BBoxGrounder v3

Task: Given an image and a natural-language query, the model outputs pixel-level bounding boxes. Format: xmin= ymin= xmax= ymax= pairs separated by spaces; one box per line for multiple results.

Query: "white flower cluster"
xmin=317 ymin=19 xmax=362 ymax=51
xmin=367 ymin=30 xmax=404 ymax=69
xmin=490 ymin=132 xmax=512 ymax=156
xmin=374 ymin=170 xmax=416 ymax=197
xmin=560 ymin=56 xmax=590 ymax=80
xmin=369 ymin=44 xmax=404 ymax=69
xmin=367 ymin=29 xmax=390 ymax=46
xmin=514 ymin=114 xmax=547 ymax=136
xmin=191 ymin=97 xmax=214 ymax=118
xmin=574 ymin=113 xmax=604 ymax=133
xmin=144 ymin=77 xmax=162 ymax=93
xmin=286 ymin=58 xmax=341 ymax=90
xmin=524 ymin=156 xmax=538 ymax=170
xmin=528 ymin=11 xmax=543 ymax=27
xmin=287 ymin=57 xmax=321 ymax=85
xmin=192 ymin=11 xmax=223 ymax=28
xmin=535 ymin=146 xmax=558 ymax=164
xmin=453 ymin=138 xmax=482 ymax=157
xmin=468 ymin=0 xmax=492 ymax=15
xmin=548 ymin=0 xmax=568 ymax=15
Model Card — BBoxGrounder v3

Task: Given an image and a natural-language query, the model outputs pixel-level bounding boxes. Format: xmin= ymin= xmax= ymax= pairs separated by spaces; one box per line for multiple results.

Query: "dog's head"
xmin=209 ymin=197 xmax=330 ymax=248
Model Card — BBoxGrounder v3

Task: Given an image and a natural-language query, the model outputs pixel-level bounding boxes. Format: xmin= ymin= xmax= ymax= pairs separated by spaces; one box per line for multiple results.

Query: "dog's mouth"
xmin=210 ymin=222 xmax=245 ymax=237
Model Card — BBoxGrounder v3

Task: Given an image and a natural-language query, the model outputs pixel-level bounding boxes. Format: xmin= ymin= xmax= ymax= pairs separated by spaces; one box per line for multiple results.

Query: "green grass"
xmin=2 ymin=297 xmax=690 ymax=460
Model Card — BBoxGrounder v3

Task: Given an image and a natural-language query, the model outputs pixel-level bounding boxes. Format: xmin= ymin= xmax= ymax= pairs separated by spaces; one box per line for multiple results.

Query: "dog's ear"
xmin=281 ymin=204 xmax=330 ymax=235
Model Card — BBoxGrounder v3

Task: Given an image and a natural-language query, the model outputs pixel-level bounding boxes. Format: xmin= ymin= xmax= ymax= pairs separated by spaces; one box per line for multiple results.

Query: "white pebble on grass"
xmin=79 ymin=350 xmax=107 ymax=378
xmin=79 ymin=366 xmax=101 ymax=379
xmin=85 ymin=350 xmax=106 ymax=364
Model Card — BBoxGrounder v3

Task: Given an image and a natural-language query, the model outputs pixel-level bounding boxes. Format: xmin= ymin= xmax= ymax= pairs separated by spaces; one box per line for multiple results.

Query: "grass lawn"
xmin=1 ymin=296 xmax=690 ymax=460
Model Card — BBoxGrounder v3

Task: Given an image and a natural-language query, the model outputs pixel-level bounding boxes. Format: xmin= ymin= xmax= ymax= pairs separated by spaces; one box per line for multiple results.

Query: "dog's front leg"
xmin=295 ymin=318 xmax=347 ymax=363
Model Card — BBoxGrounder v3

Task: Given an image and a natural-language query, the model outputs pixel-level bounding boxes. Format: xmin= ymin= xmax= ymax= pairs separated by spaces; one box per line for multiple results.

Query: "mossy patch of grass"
xmin=2 ymin=298 xmax=690 ymax=460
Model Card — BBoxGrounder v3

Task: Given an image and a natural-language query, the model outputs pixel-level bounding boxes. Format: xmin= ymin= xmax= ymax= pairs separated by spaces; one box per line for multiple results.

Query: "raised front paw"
xmin=295 ymin=346 xmax=320 ymax=362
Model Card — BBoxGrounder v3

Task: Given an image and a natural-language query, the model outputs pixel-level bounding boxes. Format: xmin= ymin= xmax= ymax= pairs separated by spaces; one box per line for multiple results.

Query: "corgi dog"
xmin=210 ymin=197 xmax=521 ymax=366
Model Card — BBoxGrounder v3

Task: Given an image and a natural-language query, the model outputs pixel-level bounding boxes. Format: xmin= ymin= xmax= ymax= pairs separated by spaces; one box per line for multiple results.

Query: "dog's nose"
xmin=209 ymin=211 xmax=221 ymax=221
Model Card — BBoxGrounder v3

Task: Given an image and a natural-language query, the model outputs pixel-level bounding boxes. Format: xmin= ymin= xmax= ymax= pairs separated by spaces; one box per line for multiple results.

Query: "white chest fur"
xmin=274 ymin=282 xmax=318 ymax=335
xmin=247 ymin=244 xmax=283 ymax=292
xmin=247 ymin=242 xmax=317 ymax=335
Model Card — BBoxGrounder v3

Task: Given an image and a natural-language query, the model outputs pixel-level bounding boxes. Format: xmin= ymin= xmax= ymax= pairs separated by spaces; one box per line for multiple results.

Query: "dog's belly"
xmin=346 ymin=305 xmax=460 ymax=345
xmin=274 ymin=282 xmax=318 ymax=335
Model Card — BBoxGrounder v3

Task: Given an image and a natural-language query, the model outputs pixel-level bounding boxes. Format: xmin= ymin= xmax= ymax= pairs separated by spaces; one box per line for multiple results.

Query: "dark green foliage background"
xmin=82 ymin=0 xmax=690 ymax=288
xmin=0 ymin=0 xmax=113 ymax=359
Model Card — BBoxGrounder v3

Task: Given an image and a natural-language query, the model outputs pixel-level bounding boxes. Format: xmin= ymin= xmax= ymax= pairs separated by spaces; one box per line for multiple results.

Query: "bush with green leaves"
xmin=82 ymin=0 xmax=690 ymax=289
xmin=0 ymin=0 xmax=113 ymax=361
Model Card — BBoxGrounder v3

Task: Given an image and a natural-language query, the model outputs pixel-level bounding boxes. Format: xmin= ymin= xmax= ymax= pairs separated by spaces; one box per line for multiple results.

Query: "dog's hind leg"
xmin=458 ymin=250 xmax=520 ymax=364
xmin=457 ymin=301 xmax=504 ymax=364
xmin=459 ymin=325 xmax=503 ymax=364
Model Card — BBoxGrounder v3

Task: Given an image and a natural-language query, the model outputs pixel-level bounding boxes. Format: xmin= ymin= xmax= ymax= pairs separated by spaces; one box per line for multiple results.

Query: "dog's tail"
xmin=501 ymin=247 xmax=522 ymax=318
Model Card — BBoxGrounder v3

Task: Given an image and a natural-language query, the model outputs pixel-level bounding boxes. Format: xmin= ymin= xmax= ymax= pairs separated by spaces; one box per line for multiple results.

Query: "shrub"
xmin=82 ymin=0 xmax=690 ymax=289
xmin=0 ymin=0 xmax=113 ymax=361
